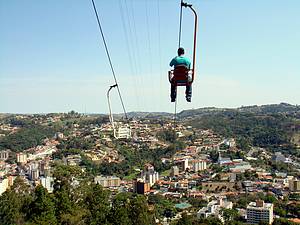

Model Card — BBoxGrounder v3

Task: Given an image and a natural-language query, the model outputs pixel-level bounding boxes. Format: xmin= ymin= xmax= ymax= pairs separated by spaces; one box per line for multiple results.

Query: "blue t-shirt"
xmin=169 ymin=56 xmax=191 ymax=69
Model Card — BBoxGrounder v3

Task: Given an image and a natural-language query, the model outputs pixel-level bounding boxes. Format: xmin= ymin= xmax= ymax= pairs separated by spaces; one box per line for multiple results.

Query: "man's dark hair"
xmin=178 ymin=47 xmax=185 ymax=56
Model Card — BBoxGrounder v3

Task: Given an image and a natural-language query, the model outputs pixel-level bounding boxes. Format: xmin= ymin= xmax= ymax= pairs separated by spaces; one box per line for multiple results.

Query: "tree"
xmin=221 ymin=208 xmax=239 ymax=224
xmin=0 ymin=177 xmax=32 ymax=225
xmin=258 ymin=221 xmax=269 ymax=225
xmin=108 ymin=192 xmax=132 ymax=225
xmin=85 ymin=184 xmax=110 ymax=225
xmin=27 ymin=185 xmax=57 ymax=225
xmin=0 ymin=189 xmax=26 ymax=224
xmin=52 ymin=164 xmax=87 ymax=224
xmin=273 ymin=218 xmax=298 ymax=225
xmin=108 ymin=193 xmax=155 ymax=225
xmin=177 ymin=213 xmax=193 ymax=225
xmin=129 ymin=195 xmax=155 ymax=225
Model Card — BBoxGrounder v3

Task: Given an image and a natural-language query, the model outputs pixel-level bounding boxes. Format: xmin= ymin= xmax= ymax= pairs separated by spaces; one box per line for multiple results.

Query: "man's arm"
xmin=187 ymin=58 xmax=191 ymax=69
xmin=169 ymin=57 xmax=176 ymax=67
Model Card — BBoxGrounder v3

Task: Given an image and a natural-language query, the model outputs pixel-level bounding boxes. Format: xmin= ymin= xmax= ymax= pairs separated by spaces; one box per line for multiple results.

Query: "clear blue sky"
xmin=1 ymin=0 xmax=299 ymax=114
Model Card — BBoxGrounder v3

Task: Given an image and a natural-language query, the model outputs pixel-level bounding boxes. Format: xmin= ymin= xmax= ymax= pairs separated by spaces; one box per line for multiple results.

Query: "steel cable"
xmin=91 ymin=0 xmax=128 ymax=119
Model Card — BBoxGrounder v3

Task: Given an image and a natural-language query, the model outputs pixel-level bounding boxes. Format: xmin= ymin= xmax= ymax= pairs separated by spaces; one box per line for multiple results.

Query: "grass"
xmin=123 ymin=170 xmax=140 ymax=180
xmin=161 ymin=169 xmax=170 ymax=177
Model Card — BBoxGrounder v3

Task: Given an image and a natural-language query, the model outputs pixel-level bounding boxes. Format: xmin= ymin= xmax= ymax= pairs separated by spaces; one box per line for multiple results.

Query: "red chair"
xmin=168 ymin=65 xmax=193 ymax=86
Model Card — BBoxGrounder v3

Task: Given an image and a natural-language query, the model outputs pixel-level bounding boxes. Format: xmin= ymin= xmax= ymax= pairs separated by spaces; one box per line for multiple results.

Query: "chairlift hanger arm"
xmin=180 ymin=1 xmax=197 ymax=83
xmin=181 ymin=2 xmax=192 ymax=8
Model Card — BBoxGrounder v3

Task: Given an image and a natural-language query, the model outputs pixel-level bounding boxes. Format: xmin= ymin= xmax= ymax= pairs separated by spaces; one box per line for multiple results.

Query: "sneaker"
xmin=171 ymin=98 xmax=176 ymax=102
xmin=186 ymin=97 xmax=191 ymax=102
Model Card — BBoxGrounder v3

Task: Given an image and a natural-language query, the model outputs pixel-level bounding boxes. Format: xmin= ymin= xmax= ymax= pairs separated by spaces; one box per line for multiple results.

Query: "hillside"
xmin=179 ymin=104 xmax=300 ymax=155
xmin=177 ymin=103 xmax=300 ymax=119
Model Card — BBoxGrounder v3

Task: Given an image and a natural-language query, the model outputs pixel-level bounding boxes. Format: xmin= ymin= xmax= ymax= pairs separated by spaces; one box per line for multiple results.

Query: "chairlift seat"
xmin=168 ymin=65 xmax=193 ymax=86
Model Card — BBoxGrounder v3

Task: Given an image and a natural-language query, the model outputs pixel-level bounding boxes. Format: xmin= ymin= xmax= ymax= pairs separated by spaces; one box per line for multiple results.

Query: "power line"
xmin=119 ymin=0 xmax=140 ymax=110
xmin=157 ymin=0 xmax=163 ymax=97
xmin=91 ymin=0 xmax=128 ymax=119
xmin=145 ymin=0 xmax=156 ymax=111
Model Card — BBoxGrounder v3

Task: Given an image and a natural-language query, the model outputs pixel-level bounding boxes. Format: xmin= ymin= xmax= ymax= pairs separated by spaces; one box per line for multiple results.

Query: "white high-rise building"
xmin=0 ymin=150 xmax=10 ymax=161
xmin=0 ymin=178 xmax=9 ymax=195
xmin=191 ymin=160 xmax=207 ymax=172
xmin=117 ymin=127 xmax=131 ymax=139
xmin=16 ymin=153 xmax=27 ymax=164
xmin=247 ymin=200 xmax=274 ymax=225
xmin=141 ymin=164 xmax=159 ymax=186
xmin=197 ymin=197 xmax=233 ymax=223
xmin=40 ymin=177 xmax=54 ymax=193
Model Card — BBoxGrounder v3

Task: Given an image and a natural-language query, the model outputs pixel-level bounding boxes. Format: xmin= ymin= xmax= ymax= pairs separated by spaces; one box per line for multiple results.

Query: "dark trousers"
xmin=171 ymin=84 xmax=192 ymax=100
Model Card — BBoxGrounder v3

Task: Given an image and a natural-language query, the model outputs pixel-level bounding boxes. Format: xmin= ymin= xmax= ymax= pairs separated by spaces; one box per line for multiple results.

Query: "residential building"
xmin=190 ymin=159 xmax=207 ymax=172
xmin=175 ymin=158 xmax=189 ymax=172
xmin=289 ymin=179 xmax=300 ymax=192
xmin=0 ymin=178 xmax=8 ymax=195
xmin=247 ymin=200 xmax=274 ymax=225
xmin=0 ymin=150 xmax=10 ymax=161
xmin=116 ymin=126 xmax=131 ymax=139
xmin=30 ymin=169 xmax=40 ymax=181
xmin=134 ymin=179 xmax=150 ymax=194
xmin=229 ymin=162 xmax=252 ymax=172
xmin=54 ymin=132 xmax=64 ymax=140
xmin=40 ymin=176 xmax=54 ymax=193
xmin=218 ymin=152 xmax=232 ymax=165
xmin=170 ymin=166 xmax=179 ymax=177
xmin=197 ymin=197 xmax=233 ymax=222
xmin=141 ymin=164 xmax=159 ymax=186
xmin=94 ymin=176 xmax=121 ymax=188
xmin=272 ymin=152 xmax=286 ymax=163
xmin=16 ymin=153 xmax=27 ymax=164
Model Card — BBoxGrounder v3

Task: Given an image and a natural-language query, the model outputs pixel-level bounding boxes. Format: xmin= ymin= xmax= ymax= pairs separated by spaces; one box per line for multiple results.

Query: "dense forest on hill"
xmin=0 ymin=125 xmax=57 ymax=152
xmin=186 ymin=111 xmax=300 ymax=155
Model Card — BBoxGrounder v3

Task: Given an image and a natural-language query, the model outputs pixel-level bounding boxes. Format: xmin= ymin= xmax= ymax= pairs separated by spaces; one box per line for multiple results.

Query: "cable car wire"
xmin=173 ymin=0 xmax=185 ymax=130
xmin=91 ymin=0 xmax=128 ymax=119
xmin=178 ymin=0 xmax=184 ymax=48
xmin=119 ymin=0 xmax=140 ymax=110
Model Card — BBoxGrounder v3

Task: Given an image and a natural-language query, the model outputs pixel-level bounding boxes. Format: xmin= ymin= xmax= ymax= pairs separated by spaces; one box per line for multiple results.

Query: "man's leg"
xmin=186 ymin=85 xmax=192 ymax=102
xmin=171 ymin=84 xmax=177 ymax=102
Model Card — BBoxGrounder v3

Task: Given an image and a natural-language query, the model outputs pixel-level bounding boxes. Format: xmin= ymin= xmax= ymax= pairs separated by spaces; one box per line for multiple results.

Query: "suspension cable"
xmin=178 ymin=0 xmax=184 ymax=48
xmin=174 ymin=98 xmax=178 ymax=129
xmin=91 ymin=0 xmax=128 ymax=119
xmin=174 ymin=0 xmax=184 ymax=131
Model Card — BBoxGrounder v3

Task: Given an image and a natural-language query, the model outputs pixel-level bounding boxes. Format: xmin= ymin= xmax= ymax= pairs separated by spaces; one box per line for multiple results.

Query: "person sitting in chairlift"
xmin=169 ymin=47 xmax=192 ymax=102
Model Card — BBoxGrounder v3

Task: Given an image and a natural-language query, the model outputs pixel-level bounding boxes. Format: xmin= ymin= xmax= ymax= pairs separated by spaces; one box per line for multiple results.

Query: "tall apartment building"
xmin=289 ymin=179 xmax=300 ymax=192
xmin=170 ymin=166 xmax=179 ymax=177
xmin=16 ymin=153 xmax=27 ymax=164
xmin=0 ymin=178 xmax=9 ymax=195
xmin=191 ymin=160 xmax=207 ymax=172
xmin=94 ymin=176 xmax=121 ymax=188
xmin=116 ymin=126 xmax=131 ymax=139
xmin=247 ymin=200 xmax=274 ymax=225
xmin=141 ymin=164 xmax=159 ymax=186
xmin=40 ymin=176 xmax=54 ymax=193
xmin=175 ymin=158 xmax=189 ymax=172
xmin=0 ymin=150 xmax=10 ymax=161
xmin=134 ymin=179 xmax=150 ymax=195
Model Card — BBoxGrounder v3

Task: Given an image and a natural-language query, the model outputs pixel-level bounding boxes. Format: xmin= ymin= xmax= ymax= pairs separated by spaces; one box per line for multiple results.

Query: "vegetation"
xmin=0 ymin=124 xmax=57 ymax=152
xmin=77 ymin=139 xmax=186 ymax=178
xmin=188 ymin=111 xmax=299 ymax=154
xmin=0 ymin=165 xmax=155 ymax=225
